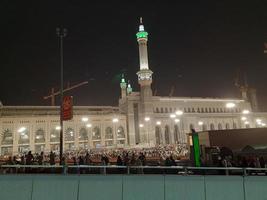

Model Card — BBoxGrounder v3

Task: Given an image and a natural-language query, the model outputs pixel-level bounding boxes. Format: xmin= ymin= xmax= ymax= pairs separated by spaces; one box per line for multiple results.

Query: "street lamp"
xmin=56 ymin=27 xmax=67 ymax=165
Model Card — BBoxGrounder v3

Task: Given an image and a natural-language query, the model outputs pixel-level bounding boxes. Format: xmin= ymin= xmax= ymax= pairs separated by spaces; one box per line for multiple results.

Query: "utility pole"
xmin=56 ymin=27 xmax=67 ymax=165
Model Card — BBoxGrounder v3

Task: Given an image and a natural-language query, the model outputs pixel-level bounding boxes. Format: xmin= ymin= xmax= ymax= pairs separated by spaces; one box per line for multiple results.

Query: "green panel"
xmin=0 ymin=175 xmax=32 ymax=200
xmin=31 ymin=175 xmax=79 ymax=200
xmin=165 ymin=175 xmax=205 ymax=200
xmin=205 ymin=176 xmax=244 ymax=200
xmin=192 ymin=133 xmax=201 ymax=167
xmin=244 ymin=176 xmax=267 ymax=200
xmin=79 ymin=175 xmax=122 ymax=200
xmin=123 ymin=175 xmax=164 ymax=200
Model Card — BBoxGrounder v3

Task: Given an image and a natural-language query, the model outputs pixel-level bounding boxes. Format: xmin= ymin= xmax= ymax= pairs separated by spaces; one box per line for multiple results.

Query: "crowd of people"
xmin=1 ymin=144 xmax=188 ymax=167
xmin=1 ymin=144 xmax=267 ymax=175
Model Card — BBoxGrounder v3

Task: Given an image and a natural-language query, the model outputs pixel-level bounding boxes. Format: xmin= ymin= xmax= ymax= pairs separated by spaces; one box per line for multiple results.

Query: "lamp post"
xmin=56 ymin=27 xmax=67 ymax=165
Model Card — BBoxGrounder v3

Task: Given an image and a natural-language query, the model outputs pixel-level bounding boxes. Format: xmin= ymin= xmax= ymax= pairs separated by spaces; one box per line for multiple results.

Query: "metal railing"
xmin=0 ymin=165 xmax=266 ymax=176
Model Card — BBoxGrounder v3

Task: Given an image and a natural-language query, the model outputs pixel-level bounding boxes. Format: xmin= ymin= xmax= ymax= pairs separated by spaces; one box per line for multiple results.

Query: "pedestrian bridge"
xmin=0 ymin=174 xmax=266 ymax=200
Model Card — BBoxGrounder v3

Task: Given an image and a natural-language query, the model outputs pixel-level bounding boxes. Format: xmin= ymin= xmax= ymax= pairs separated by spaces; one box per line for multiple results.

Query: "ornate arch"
xmin=65 ymin=127 xmax=75 ymax=141
xmin=105 ymin=127 xmax=113 ymax=139
xmin=35 ymin=128 xmax=45 ymax=143
xmin=79 ymin=127 xmax=88 ymax=140
xmin=92 ymin=127 xmax=101 ymax=140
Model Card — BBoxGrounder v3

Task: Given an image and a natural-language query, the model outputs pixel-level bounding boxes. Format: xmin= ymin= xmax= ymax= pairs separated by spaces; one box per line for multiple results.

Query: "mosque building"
xmin=0 ymin=19 xmax=266 ymax=155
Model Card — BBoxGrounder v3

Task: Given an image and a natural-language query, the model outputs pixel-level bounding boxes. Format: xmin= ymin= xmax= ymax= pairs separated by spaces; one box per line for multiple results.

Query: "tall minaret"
xmin=136 ymin=18 xmax=154 ymax=146
xmin=120 ymin=74 xmax=127 ymax=99
xmin=136 ymin=18 xmax=153 ymax=113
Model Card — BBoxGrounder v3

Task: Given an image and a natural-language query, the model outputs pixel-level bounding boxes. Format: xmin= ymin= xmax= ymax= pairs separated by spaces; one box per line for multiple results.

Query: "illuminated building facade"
xmin=0 ymin=19 xmax=266 ymax=155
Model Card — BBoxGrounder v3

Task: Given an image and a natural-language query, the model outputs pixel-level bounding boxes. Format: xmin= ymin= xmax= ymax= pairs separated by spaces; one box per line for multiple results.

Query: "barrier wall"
xmin=0 ymin=175 xmax=266 ymax=200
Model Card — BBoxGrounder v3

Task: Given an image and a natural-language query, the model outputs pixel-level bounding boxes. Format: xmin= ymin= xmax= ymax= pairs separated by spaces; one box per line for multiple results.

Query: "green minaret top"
xmin=121 ymin=74 xmax=126 ymax=83
xmin=127 ymin=81 xmax=133 ymax=94
xmin=136 ymin=17 xmax=148 ymax=39
xmin=120 ymin=74 xmax=127 ymax=89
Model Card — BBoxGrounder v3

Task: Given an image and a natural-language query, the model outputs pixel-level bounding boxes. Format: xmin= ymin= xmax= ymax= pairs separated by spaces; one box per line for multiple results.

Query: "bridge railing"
xmin=0 ymin=164 xmax=266 ymax=176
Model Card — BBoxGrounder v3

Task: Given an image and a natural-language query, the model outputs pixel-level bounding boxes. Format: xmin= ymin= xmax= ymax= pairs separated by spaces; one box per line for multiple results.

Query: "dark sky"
xmin=1 ymin=1 xmax=267 ymax=110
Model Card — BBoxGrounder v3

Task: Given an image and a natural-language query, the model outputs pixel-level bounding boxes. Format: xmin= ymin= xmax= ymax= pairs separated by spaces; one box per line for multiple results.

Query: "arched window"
xmin=220 ymin=108 xmax=223 ymax=113
xmin=35 ymin=129 xmax=45 ymax=143
xmin=156 ymin=107 xmax=159 ymax=113
xmin=210 ymin=123 xmax=215 ymax=130
xmin=189 ymin=124 xmax=194 ymax=132
xmin=1 ymin=129 xmax=13 ymax=145
xmin=18 ymin=128 xmax=29 ymax=144
xmin=205 ymin=108 xmax=208 ymax=113
xmin=117 ymin=126 xmax=125 ymax=139
xmin=213 ymin=108 xmax=216 ymax=113
xmin=201 ymin=108 xmax=204 ymax=113
xmin=105 ymin=127 xmax=113 ymax=139
xmin=197 ymin=108 xmax=200 ymax=113
xmin=65 ymin=128 xmax=75 ymax=141
xmin=50 ymin=128 xmax=60 ymax=142
xmin=225 ymin=123 xmax=230 ymax=130
xmin=165 ymin=108 xmax=168 ymax=113
xmin=174 ymin=125 xmax=179 ymax=144
xmin=184 ymin=108 xmax=187 ymax=113
xmin=165 ymin=125 xmax=170 ymax=144
xmin=209 ymin=108 xmax=212 ymax=113
xmin=92 ymin=127 xmax=101 ymax=140
xmin=155 ymin=126 xmax=161 ymax=145
xmin=216 ymin=108 xmax=220 ymax=113
xmin=79 ymin=127 xmax=88 ymax=140
xmin=218 ymin=123 xmax=222 ymax=130
xmin=161 ymin=108 xmax=164 ymax=113
xmin=192 ymin=108 xmax=195 ymax=113
xmin=188 ymin=108 xmax=191 ymax=113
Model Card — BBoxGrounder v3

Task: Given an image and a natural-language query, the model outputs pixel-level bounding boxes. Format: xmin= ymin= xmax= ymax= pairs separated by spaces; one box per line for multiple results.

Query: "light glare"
xmin=82 ymin=117 xmax=89 ymax=122
xmin=226 ymin=102 xmax=236 ymax=108
xmin=175 ymin=110 xmax=183 ymax=115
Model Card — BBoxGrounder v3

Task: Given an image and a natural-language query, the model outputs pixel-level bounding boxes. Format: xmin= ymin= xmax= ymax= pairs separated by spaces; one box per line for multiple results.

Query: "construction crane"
xmin=43 ymin=81 xmax=88 ymax=106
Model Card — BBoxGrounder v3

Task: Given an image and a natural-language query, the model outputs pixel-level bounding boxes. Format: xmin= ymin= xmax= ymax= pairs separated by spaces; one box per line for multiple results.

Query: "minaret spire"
xmin=136 ymin=18 xmax=153 ymax=146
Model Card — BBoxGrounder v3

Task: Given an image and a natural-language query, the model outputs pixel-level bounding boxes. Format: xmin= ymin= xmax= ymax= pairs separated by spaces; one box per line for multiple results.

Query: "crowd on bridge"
xmin=1 ymin=145 xmax=188 ymax=167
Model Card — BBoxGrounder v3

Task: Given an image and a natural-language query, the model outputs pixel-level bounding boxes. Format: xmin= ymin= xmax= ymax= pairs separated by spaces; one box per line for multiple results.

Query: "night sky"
xmin=1 ymin=2 xmax=267 ymax=110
